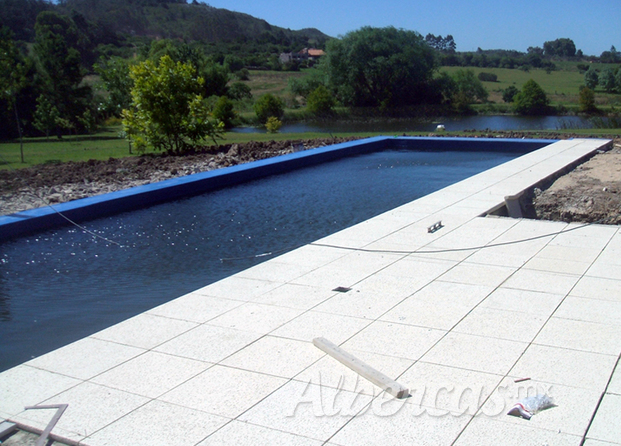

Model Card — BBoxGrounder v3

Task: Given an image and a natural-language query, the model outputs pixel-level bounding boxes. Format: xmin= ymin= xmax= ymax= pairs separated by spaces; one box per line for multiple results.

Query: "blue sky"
xmin=203 ymin=0 xmax=619 ymax=56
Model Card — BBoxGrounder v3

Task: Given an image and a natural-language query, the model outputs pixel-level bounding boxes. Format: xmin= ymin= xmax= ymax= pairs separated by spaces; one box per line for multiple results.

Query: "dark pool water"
xmin=0 ymin=149 xmax=519 ymax=371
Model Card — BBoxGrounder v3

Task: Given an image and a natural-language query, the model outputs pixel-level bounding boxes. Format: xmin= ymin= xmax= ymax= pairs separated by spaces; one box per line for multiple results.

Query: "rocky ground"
xmin=1 ymin=134 xmax=620 ymax=225
xmin=530 ymin=139 xmax=621 ymax=224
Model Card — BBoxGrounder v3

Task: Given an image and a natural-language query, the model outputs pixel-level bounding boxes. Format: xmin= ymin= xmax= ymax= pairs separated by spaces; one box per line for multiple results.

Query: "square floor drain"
xmin=332 ymin=286 xmax=352 ymax=293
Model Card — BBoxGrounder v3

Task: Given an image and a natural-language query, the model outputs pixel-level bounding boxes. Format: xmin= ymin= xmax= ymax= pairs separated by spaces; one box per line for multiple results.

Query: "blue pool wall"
xmin=0 ymin=136 xmax=556 ymax=242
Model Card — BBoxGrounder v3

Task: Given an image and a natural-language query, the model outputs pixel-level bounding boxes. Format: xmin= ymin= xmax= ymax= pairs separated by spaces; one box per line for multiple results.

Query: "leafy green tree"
xmin=578 ymin=86 xmax=597 ymax=113
xmin=289 ymin=69 xmax=327 ymax=98
xmin=34 ymin=12 xmax=91 ymax=133
xmin=33 ymin=94 xmax=60 ymax=140
xmin=94 ymin=56 xmax=132 ymax=117
xmin=502 ymin=86 xmax=519 ymax=103
xmin=513 ymin=79 xmax=550 ymax=115
xmin=585 ymin=67 xmax=599 ymax=90
xmin=212 ymin=96 xmax=236 ymax=129
xmin=227 ymin=82 xmax=252 ymax=101
xmin=599 ymin=68 xmax=617 ymax=93
xmin=323 ymin=26 xmax=437 ymax=107
xmin=0 ymin=26 xmax=27 ymax=159
xmin=306 ymin=85 xmax=336 ymax=116
xmin=253 ymin=93 xmax=284 ymax=124
xmin=451 ymin=69 xmax=488 ymax=104
xmin=122 ymin=55 xmax=224 ymax=154
xmin=543 ymin=38 xmax=576 ymax=58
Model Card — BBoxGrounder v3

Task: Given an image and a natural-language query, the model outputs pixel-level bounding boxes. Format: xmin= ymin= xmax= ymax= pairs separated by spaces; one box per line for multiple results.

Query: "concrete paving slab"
xmin=534 ymin=317 xmax=621 ymax=355
xmin=509 ymin=344 xmax=617 ymax=392
xmin=153 ymin=324 xmax=262 ymax=363
xmin=84 ymin=399 xmax=229 ymax=446
xmin=25 ymin=337 xmax=145 ymax=381
xmin=159 ymin=365 xmax=288 ymax=418
xmin=237 ymin=380 xmax=373 ymax=442
xmin=220 ymin=336 xmax=324 ymax=379
xmin=196 ymin=420 xmax=324 ymax=445
xmin=420 ymin=331 xmax=528 ymax=375
xmin=585 ymin=393 xmax=621 ymax=444
xmin=90 ymin=351 xmax=211 ymax=398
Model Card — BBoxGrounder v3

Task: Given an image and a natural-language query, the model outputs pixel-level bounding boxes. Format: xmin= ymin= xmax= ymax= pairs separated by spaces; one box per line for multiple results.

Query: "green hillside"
xmin=0 ymin=0 xmax=330 ymax=48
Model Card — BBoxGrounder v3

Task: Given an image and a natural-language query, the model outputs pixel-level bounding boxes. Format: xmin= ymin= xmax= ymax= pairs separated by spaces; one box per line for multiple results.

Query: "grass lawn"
xmin=0 ymin=126 xmax=387 ymax=170
xmin=2 ymin=125 xmax=619 ymax=171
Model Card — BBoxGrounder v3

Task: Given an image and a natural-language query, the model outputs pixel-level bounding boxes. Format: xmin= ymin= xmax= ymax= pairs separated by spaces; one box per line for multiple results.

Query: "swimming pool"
xmin=0 ymin=138 xmax=553 ymax=371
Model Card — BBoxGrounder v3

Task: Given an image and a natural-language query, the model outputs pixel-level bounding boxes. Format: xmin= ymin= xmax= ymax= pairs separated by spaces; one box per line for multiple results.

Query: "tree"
xmin=578 ymin=86 xmax=597 ymax=113
xmin=450 ymin=69 xmax=488 ymax=112
xmin=502 ymin=86 xmax=519 ymax=103
xmin=306 ymin=85 xmax=336 ymax=116
xmin=122 ymin=55 xmax=224 ymax=154
xmin=543 ymin=38 xmax=576 ymax=58
xmin=34 ymin=12 xmax=91 ymax=134
xmin=585 ymin=67 xmax=599 ymax=89
xmin=227 ymin=82 xmax=252 ymax=101
xmin=253 ymin=93 xmax=284 ymax=124
xmin=513 ymin=79 xmax=550 ymax=115
xmin=323 ymin=26 xmax=437 ymax=107
xmin=212 ymin=96 xmax=236 ymax=129
xmin=33 ymin=94 xmax=60 ymax=140
xmin=94 ymin=56 xmax=132 ymax=117
xmin=599 ymin=68 xmax=617 ymax=93
xmin=0 ymin=26 xmax=27 ymax=160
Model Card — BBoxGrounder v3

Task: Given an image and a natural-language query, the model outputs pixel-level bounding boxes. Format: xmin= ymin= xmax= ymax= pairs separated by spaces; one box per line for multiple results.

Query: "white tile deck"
xmin=1 ymin=138 xmax=620 ymax=446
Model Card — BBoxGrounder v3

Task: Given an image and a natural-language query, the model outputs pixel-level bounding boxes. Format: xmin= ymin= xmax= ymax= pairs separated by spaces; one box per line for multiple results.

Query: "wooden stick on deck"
xmin=313 ymin=337 xmax=409 ymax=399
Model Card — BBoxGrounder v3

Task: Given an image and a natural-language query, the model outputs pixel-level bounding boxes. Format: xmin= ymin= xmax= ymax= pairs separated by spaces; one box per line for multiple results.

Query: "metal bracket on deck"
xmin=23 ymin=404 xmax=68 ymax=446
xmin=427 ymin=221 xmax=443 ymax=233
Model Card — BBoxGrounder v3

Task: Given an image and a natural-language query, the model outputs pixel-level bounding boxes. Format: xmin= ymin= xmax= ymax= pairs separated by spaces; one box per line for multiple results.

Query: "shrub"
xmin=228 ymin=82 xmax=252 ymax=101
xmin=265 ymin=116 xmax=282 ymax=133
xmin=212 ymin=96 xmax=236 ymax=129
xmin=578 ymin=86 xmax=597 ymax=113
xmin=254 ymin=93 xmax=284 ymax=124
xmin=502 ymin=85 xmax=519 ymax=103
xmin=513 ymin=79 xmax=550 ymax=115
xmin=122 ymin=55 xmax=223 ymax=154
xmin=585 ymin=67 xmax=599 ymax=90
xmin=306 ymin=85 xmax=336 ymax=116
xmin=477 ymin=72 xmax=498 ymax=82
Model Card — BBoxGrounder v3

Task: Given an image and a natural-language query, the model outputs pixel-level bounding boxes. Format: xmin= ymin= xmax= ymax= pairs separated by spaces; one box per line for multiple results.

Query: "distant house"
xmin=279 ymin=48 xmax=326 ymax=64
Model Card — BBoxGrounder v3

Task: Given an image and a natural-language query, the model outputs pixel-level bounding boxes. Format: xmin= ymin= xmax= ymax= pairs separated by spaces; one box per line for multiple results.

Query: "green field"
xmin=441 ymin=64 xmax=621 ymax=108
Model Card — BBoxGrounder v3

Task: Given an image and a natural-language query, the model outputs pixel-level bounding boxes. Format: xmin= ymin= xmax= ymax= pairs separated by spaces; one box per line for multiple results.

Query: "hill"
xmin=0 ymin=0 xmax=330 ymax=48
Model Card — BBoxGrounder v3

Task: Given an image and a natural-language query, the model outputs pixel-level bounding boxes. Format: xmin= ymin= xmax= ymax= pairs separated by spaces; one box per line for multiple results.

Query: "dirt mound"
xmin=530 ymin=141 xmax=621 ymax=224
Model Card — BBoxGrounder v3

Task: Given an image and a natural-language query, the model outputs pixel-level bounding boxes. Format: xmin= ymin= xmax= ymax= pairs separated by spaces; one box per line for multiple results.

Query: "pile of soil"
xmin=1 ymin=134 xmax=620 ymax=225
xmin=530 ymin=140 xmax=621 ymax=224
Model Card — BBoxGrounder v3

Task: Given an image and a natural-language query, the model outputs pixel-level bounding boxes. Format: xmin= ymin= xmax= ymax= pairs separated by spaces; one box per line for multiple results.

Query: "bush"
xmin=122 ymin=55 xmax=223 ymax=154
xmin=254 ymin=93 xmax=284 ymax=124
xmin=513 ymin=79 xmax=550 ymax=115
xmin=212 ymin=96 xmax=236 ymax=129
xmin=585 ymin=67 xmax=599 ymax=90
xmin=477 ymin=72 xmax=498 ymax=82
xmin=306 ymin=86 xmax=336 ymax=116
xmin=578 ymin=86 xmax=597 ymax=113
xmin=228 ymin=82 xmax=252 ymax=101
xmin=502 ymin=85 xmax=519 ymax=103
xmin=265 ymin=116 xmax=282 ymax=133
